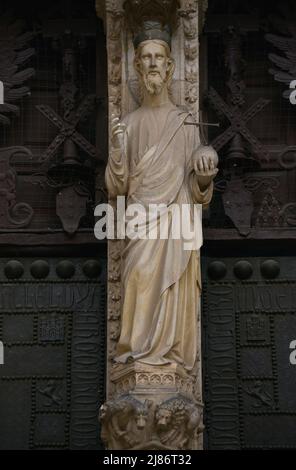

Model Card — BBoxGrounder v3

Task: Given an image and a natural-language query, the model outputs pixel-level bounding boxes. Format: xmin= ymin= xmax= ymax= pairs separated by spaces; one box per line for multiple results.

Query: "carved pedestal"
xmin=100 ymin=363 xmax=204 ymax=450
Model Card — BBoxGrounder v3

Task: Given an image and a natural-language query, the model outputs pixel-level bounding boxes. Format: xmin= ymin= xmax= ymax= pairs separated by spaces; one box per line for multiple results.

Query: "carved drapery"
xmin=96 ymin=0 xmax=208 ymax=450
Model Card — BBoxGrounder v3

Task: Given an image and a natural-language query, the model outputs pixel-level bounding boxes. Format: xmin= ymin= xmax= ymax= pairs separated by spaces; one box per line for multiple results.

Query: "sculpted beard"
xmin=142 ymin=71 xmax=166 ymax=95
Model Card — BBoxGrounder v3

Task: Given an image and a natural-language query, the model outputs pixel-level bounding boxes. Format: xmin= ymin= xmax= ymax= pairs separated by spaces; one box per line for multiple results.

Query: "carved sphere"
xmin=56 ymin=260 xmax=75 ymax=279
xmin=83 ymin=260 xmax=101 ymax=278
xmin=194 ymin=145 xmax=219 ymax=167
xmin=5 ymin=260 xmax=24 ymax=279
xmin=260 ymin=259 xmax=280 ymax=279
xmin=207 ymin=261 xmax=227 ymax=280
xmin=233 ymin=260 xmax=253 ymax=280
xmin=30 ymin=260 xmax=50 ymax=279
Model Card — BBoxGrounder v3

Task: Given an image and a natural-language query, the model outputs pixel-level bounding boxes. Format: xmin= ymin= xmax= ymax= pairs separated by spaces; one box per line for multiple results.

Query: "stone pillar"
xmin=96 ymin=0 xmax=208 ymax=450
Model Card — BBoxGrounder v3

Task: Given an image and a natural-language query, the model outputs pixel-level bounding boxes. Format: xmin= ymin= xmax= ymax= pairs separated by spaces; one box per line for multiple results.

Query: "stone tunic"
xmin=106 ymin=102 xmax=213 ymax=371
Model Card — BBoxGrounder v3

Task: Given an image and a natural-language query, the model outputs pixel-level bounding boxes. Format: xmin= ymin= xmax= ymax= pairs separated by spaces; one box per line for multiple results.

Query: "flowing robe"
xmin=106 ymin=102 xmax=213 ymax=371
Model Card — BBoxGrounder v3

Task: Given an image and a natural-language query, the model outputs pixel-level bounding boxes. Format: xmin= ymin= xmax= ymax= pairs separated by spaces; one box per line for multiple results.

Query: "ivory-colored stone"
xmin=100 ymin=365 xmax=204 ymax=450
xmin=111 ymin=363 xmax=197 ymax=397
xmin=101 ymin=365 xmax=204 ymax=450
xmin=96 ymin=0 xmax=213 ymax=450
xmin=106 ymin=36 xmax=218 ymax=372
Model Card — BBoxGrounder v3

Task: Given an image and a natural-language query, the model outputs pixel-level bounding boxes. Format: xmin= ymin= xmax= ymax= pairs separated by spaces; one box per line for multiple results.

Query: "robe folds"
xmin=105 ymin=102 xmax=213 ymax=371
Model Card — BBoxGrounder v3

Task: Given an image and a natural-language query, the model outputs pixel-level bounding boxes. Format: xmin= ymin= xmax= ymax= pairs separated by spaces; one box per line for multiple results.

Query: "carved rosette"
xmin=96 ymin=0 xmax=207 ymax=449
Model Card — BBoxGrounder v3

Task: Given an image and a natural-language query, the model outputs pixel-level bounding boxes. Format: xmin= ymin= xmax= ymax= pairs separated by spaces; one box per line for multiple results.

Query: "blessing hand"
xmin=111 ymin=115 xmax=126 ymax=151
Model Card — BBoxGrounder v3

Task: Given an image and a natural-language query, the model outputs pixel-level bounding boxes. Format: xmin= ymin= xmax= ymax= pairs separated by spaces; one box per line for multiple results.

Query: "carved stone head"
xmin=155 ymin=407 xmax=173 ymax=429
xmin=134 ymin=39 xmax=175 ymax=96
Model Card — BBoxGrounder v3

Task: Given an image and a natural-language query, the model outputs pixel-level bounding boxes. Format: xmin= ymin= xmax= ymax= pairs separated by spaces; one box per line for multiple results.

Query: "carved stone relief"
xmin=100 ymin=391 xmax=203 ymax=450
xmin=0 ymin=14 xmax=35 ymax=228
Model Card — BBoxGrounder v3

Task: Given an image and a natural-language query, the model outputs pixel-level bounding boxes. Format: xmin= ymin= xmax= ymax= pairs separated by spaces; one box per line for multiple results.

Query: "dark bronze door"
xmin=202 ymin=254 xmax=296 ymax=450
xmin=201 ymin=0 xmax=296 ymax=449
xmin=0 ymin=256 xmax=106 ymax=450
xmin=0 ymin=0 xmax=107 ymax=449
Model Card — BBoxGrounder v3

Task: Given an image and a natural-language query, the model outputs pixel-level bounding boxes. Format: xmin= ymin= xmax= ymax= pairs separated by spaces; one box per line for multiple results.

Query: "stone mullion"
xmin=96 ymin=0 xmax=208 ymax=450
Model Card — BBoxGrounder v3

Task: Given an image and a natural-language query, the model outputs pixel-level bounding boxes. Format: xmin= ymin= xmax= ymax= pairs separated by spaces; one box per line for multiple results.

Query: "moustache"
xmin=143 ymin=74 xmax=165 ymax=95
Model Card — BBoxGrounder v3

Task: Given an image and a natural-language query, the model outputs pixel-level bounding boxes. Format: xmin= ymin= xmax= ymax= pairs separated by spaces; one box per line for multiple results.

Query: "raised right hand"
xmin=111 ymin=115 xmax=126 ymax=150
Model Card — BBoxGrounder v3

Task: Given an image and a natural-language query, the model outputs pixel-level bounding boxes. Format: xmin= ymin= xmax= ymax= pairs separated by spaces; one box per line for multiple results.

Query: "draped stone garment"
xmin=105 ymin=102 xmax=213 ymax=371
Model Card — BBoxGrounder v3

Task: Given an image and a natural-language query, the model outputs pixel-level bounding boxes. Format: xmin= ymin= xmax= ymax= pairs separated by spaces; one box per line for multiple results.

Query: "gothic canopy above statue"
xmin=95 ymin=1 xmax=209 ymax=37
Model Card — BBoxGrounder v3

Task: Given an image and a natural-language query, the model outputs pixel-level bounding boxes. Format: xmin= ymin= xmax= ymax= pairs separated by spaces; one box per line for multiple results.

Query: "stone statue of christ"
xmin=106 ymin=25 xmax=218 ymax=371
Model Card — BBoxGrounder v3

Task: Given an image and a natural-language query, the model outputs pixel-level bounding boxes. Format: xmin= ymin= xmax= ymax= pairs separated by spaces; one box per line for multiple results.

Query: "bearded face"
xmin=143 ymin=69 xmax=165 ymax=95
xmin=136 ymin=41 xmax=173 ymax=96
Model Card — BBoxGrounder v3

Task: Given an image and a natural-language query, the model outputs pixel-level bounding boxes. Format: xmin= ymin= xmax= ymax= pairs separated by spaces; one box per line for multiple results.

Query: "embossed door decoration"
xmin=202 ymin=256 xmax=296 ymax=450
xmin=0 ymin=257 xmax=106 ymax=450
xmin=0 ymin=0 xmax=107 ymax=450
